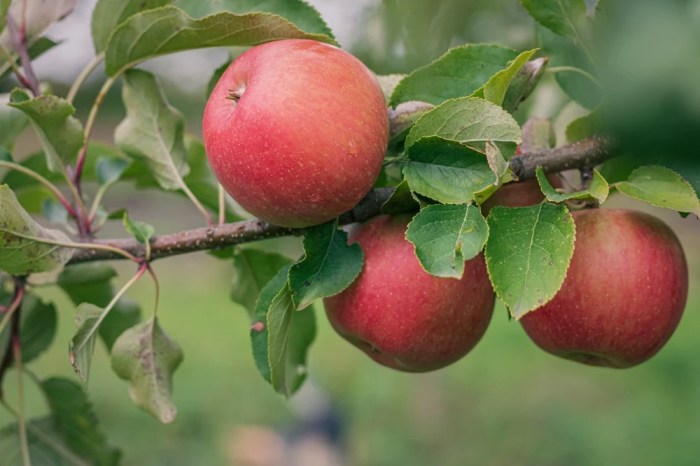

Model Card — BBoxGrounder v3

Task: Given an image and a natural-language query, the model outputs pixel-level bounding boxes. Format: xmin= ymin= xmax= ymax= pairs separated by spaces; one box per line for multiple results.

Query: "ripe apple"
xmin=203 ymin=39 xmax=389 ymax=228
xmin=324 ymin=215 xmax=495 ymax=372
xmin=520 ymin=208 xmax=688 ymax=368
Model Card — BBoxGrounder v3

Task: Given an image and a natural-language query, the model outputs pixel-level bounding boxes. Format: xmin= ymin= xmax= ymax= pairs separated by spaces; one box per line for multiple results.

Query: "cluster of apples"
xmin=203 ymin=40 xmax=689 ymax=373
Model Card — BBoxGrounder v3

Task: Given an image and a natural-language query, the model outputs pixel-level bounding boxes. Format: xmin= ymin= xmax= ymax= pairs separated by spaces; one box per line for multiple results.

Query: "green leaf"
xmin=480 ymin=49 xmax=538 ymax=107
xmin=69 ymin=304 xmax=102 ymax=383
xmin=402 ymin=137 xmax=496 ymax=204
xmin=8 ymin=90 xmax=84 ymax=173
xmin=380 ymin=179 xmax=419 ymax=215
xmin=485 ymin=203 xmax=575 ymax=319
xmin=565 ymin=108 xmax=601 ymax=143
xmin=389 ymin=44 xmax=521 ymax=107
xmin=231 ymin=248 xmax=291 ymax=317
xmin=0 ymin=185 xmax=73 ymax=274
xmin=96 ymin=157 xmax=129 ymax=186
xmin=122 ymin=211 xmax=154 ymax=245
xmin=0 ymin=417 xmax=89 ymax=466
xmin=537 ymin=25 xmax=600 ymax=109
xmin=288 ymin=220 xmax=363 ymax=310
xmin=1 ymin=292 xmax=58 ymax=365
xmin=111 ymin=317 xmax=183 ymax=423
xmin=41 ymin=377 xmax=121 ymax=466
xmin=251 ymin=266 xmax=316 ymax=396
xmin=104 ymin=6 xmax=335 ymax=76
xmin=520 ymin=0 xmax=588 ymax=39
xmin=172 ymin=0 xmax=334 ymax=38
xmin=616 ymin=165 xmax=700 ymax=215
xmin=114 ymin=69 xmax=189 ymax=192
xmin=536 ymin=166 xmax=609 ymax=203
xmin=501 ymin=57 xmax=549 ymax=113
xmin=42 ymin=199 xmax=70 ymax=227
xmin=91 ymin=0 xmax=171 ymax=53
xmin=406 ymin=204 xmax=489 ymax=278
xmin=405 ymin=97 xmax=521 ymax=151
xmin=0 ymin=93 xmax=28 ymax=150
xmin=57 ymin=263 xmax=142 ymax=351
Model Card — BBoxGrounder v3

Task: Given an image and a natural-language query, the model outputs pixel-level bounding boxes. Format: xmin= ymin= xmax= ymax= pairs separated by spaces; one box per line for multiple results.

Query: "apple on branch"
xmin=203 ymin=39 xmax=389 ymax=228
xmin=520 ymin=208 xmax=689 ymax=368
xmin=324 ymin=215 xmax=495 ymax=372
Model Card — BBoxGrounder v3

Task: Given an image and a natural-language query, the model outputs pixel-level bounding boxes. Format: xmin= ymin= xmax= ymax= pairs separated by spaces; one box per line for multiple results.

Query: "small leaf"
xmin=114 ymin=69 xmax=189 ymax=192
xmin=69 ymin=304 xmax=102 ymax=383
xmin=231 ymin=248 xmax=292 ymax=317
xmin=520 ymin=0 xmax=588 ymax=39
xmin=288 ymin=220 xmax=363 ymax=310
xmin=104 ymin=6 xmax=335 ymax=76
xmin=122 ymin=211 xmax=154 ymax=245
xmin=96 ymin=157 xmax=130 ymax=186
xmin=406 ymin=204 xmax=489 ymax=278
xmin=381 ymin=179 xmax=419 ymax=215
xmin=42 ymin=198 xmax=70 ymax=226
xmin=402 ymin=137 xmax=496 ymax=204
xmin=565 ymin=108 xmax=601 ymax=143
xmin=389 ymin=44 xmax=521 ymax=106
xmin=480 ymin=49 xmax=538 ymax=107
xmin=502 ymin=57 xmax=549 ymax=113
xmin=57 ymin=263 xmax=142 ymax=351
xmin=8 ymin=89 xmax=84 ymax=173
xmin=0 ymin=185 xmax=73 ymax=274
xmin=111 ymin=318 xmax=184 ymax=423
xmin=173 ymin=0 xmax=334 ymax=38
xmin=41 ymin=377 xmax=121 ymax=465
xmin=537 ymin=166 xmax=609 ymax=203
xmin=405 ymin=97 xmax=521 ymax=151
xmin=91 ymin=0 xmax=170 ymax=53
xmin=616 ymin=165 xmax=700 ymax=215
xmin=485 ymin=203 xmax=575 ymax=319
xmin=251 ymin=266 xmax=316 ymax=396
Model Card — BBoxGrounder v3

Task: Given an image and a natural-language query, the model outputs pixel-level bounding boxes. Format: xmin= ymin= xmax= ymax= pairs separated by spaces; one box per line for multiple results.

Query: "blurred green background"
xmin=2 ymin=0 xmax=700 ymax=465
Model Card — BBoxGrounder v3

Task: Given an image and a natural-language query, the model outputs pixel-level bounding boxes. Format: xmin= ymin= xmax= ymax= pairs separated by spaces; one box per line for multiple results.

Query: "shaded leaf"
xmin=251 ymin=265 xmax=315 ymax=396
xmin=402 ymin=137 xmax=495 ymax=204
xmin=114 ymin=69 xmax=189 ymax=191
xmin=537 ymin=166 xmax=608 ymax=203
xmin=8 ymin=90 xmax=84 ymax=173
xmin=389 ymin=44 xmax=521 ymax=106
xmin=406 ymin=204 xmax=488 ymax=278
xmin=616 ymin=165 xmax=700 ymax=215
xmin=520 ymin=0 xmax=588 ymax=39
xmin=485 ymin=203 xmax=575 ymax=318
xmin=0 ymin=92 xmax=27 ymax=150
xmin=231 ymin=248 xmax=291 ymax=317
xmin=41 ymin=377 xmax=120 ymax=466
xmin=502 ymin=57 xmax=549 ymax=113
xmin=0 ymin=417 xmax=90 ymax=466
xmin=122 ymin=212 xmax=154 ymax=245
xmin=104 ymin=6 xmax=335 ymax=76
xmin=0 ymin=184 xmax=73 ymax=274
xmin=111 ymin=318 xmax=184 ymax=423
xmin=380 ymin=179 xmax=419 ymax=215
xmin=96 ymin=157 xmax=129 ymax=186
xmin=288 ymin=220 xmax=363 ymax=310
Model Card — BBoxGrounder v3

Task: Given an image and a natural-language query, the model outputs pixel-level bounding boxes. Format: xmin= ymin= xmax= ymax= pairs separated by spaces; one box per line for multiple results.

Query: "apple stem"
xmin=226 ymin=89 xmax=242 ymax=102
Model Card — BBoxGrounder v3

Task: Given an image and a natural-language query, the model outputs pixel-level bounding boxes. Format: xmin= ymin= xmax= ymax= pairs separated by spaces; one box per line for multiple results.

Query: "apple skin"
xmin=520 ymin=208 xmax=688 ymax=368
xmin=203 ymin=39 xmax=389 ymax=228
xmin=323 ymin=215 xmax=495 ymax=372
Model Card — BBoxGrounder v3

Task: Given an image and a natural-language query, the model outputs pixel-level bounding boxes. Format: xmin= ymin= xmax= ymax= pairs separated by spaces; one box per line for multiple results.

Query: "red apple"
xmin=324 ymin=215 xmax=495 ymax=372
xmin=203 ymin=39 xmax=389 ymax=228
xmin=520 ymin=208 xmax=688 ymax=368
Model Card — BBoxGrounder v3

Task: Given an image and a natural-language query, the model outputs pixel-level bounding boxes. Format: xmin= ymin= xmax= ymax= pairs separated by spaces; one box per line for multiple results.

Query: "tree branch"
xmin=67 ymin=136 xmax=614 ymax=265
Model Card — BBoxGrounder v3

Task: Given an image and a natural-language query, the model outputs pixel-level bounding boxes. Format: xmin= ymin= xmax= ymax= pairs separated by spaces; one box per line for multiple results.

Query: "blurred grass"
xmin=1 ymin=192 xmax=698 ymax=466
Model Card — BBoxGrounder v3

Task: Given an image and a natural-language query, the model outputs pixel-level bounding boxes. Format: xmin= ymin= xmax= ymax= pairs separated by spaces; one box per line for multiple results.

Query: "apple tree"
xmin=0 ymin=0 xmax=698 ymax=464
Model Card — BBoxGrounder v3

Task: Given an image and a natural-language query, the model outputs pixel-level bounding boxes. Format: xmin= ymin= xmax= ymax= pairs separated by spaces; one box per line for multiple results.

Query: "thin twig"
xmin=7 ymin=15 xmax=39 ymax=97
xmin=0 ymin=161 xmax=78 ymax=218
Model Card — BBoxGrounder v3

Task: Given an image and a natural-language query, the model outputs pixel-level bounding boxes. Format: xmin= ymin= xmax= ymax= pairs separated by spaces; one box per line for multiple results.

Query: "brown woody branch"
xmin=67 ymin=136 xmax=613 ymax=265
